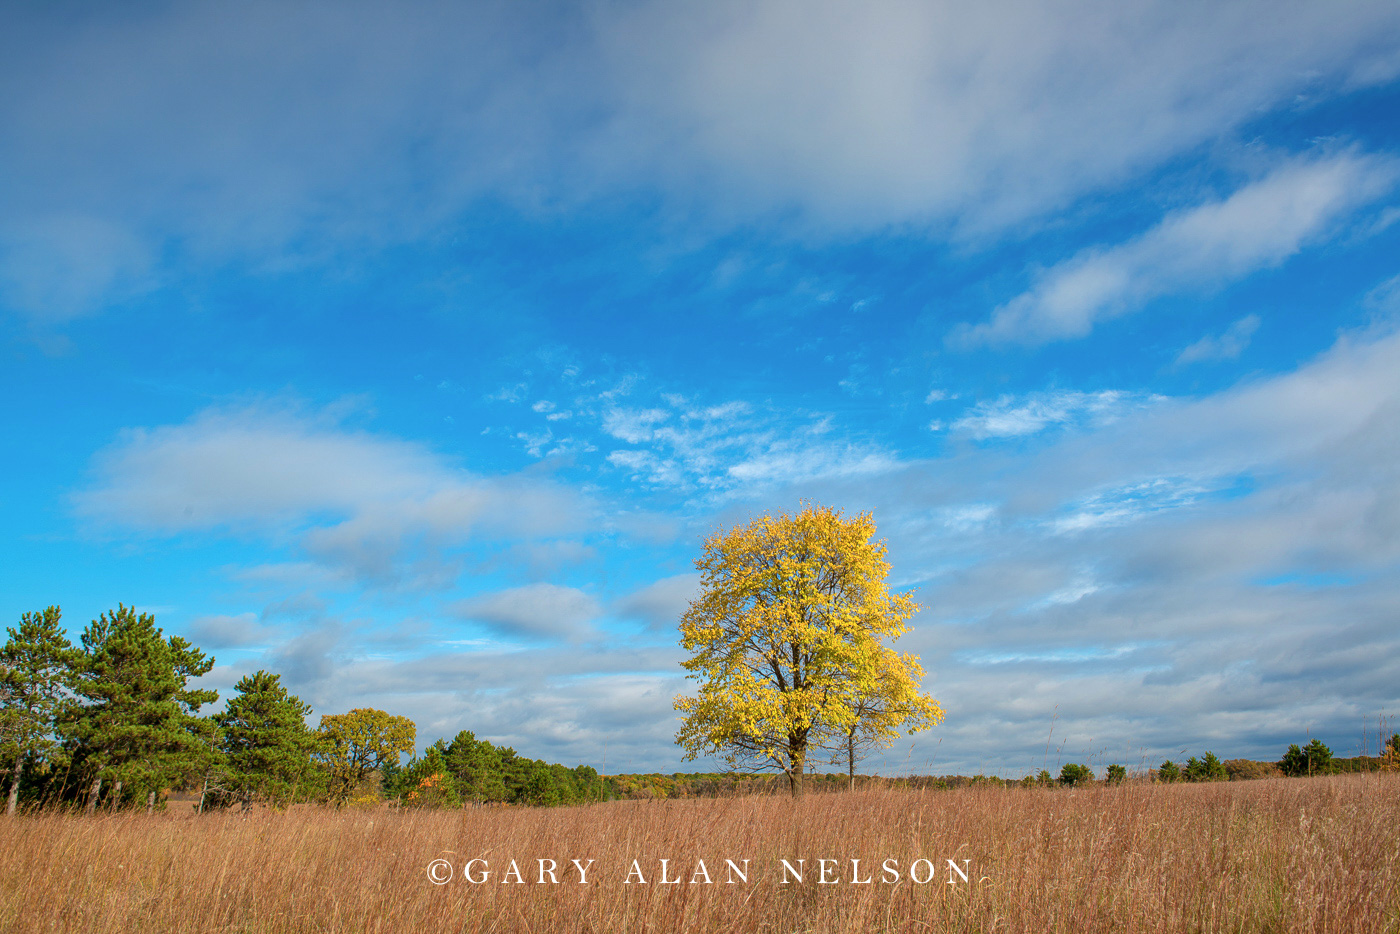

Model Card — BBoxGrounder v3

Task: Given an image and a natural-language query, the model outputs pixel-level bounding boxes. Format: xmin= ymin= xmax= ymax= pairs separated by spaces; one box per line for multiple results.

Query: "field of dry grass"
xmin=1 ymin=773 xmax=1396 ymax=933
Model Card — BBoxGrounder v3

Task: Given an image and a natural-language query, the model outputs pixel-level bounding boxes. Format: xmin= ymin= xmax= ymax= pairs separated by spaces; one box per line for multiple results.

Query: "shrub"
xmin=1224 ymin=759 xmax=1280 ymax=781
xmin=1105 ymin=764 xmax=1127 ymax=785
xmin=1157 ymin=761 xmax=1181 ymax=783
xmin=403 ymin=772 xmax=462 ymax=809
xmin=1058 ymin=763 xmax=1093 ymax=787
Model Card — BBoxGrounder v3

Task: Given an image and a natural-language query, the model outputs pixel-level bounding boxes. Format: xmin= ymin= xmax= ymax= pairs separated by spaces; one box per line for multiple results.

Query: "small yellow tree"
xmin=674 ymin=504 xmax=942 ymax=796
xmin=826 ymin=660 xmax=940 ymax=790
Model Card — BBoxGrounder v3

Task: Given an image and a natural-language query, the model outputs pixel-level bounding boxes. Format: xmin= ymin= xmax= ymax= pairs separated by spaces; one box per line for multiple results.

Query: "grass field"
xmin=1 ymin=773 xmax=1396 ymax=933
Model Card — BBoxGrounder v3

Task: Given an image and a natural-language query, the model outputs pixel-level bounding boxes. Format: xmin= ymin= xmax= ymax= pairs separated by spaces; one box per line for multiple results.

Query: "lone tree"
xmin=673 ymin=504 xmax=942 ymax=797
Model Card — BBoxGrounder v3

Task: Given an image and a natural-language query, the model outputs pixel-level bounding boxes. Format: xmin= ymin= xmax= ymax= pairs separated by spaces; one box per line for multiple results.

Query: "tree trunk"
xmin=85 ymin=778 xmax=102 ymax=814
xmin=197 ymin=776 xmax=208 ymax=815
xmin=789 ymin=747 xmax=805 ymax=798
xmin=847 ymin=729 xmax=856 ymax=792
xmin=111 ymin=780 xmax=122 ymax=809
xmin=146 ymin=790 xmax=155 ymax=812
xmin=6 ymin=758 xmax=22 ymax=815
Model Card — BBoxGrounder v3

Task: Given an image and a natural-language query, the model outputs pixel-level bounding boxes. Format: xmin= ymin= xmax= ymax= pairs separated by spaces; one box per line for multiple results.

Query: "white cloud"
xmin=452 ymin=583 xmax=602 ymax=642
xmin=187 ymin=612 xmax=280 ymax=649
xmin=605 ymin=0 xmax=1400 ymax=233
xmin=75 ymin=402 xmax=594 ymax=589
xmin=613 ymin=573 xmax=703 ymax=632
xmin=600 ymin=392 xmax=898 ymax=496
xmin=953 ymin=152 xmax=1398 ymax=346
xmin=7 ymin=2 xmax=1400 ymax=319
xmin=1048 ymin=477 xmax=1215 ymax=534
xmin=601 ymin=407 xmax=671 ymax=443
xmin=951 ymin=389 xmax=1157 ymax=439
xmin=1176 ymin=314 xmax=1262 ymax=366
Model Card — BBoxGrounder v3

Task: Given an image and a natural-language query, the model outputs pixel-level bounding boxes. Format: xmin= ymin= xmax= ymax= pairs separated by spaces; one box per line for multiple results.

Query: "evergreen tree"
xmin=443 ymin=730 xmax=507 ymax=805
xmin=1057 ymin=763 xmax=1093 ymax=786
xmin=1 ymin=607 xmax=75 ymax=815
xmin=1183 ymin=752 xmax=1228 ymax=782
xmin=399 ymin=745 xmax=462 ymax=808
xmin=1157 ymin=760 xmax=1182 ymax=782
xmin=60 ymin=605 xmax=217 ymax=812
xmin=213 ymin=670 xmax=321 ymax=810
xmin=1280 ymin=739 xmax=1334 ymax=777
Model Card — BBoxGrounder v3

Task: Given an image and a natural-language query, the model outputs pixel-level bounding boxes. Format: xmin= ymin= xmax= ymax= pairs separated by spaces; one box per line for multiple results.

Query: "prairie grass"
xmin=1 ymin=773 xmax=1396 ymax=933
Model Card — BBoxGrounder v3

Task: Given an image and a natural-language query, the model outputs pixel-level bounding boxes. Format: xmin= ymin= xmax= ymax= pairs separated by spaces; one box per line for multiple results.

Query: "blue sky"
xmin=4 ymin=0 xmax=1400 ymax=776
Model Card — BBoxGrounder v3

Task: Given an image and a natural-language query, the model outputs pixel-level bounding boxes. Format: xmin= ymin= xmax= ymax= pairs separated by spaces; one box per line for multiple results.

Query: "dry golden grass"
xmin=2 ymin=773 xmax=1397 ymax=933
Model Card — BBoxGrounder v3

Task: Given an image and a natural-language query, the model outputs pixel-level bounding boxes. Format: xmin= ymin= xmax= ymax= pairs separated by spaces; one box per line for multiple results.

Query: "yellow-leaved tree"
xmin=674 ymin=504 xmax=942 ymax=796
xmin=316 ymin=708 xmax=416 ymax=806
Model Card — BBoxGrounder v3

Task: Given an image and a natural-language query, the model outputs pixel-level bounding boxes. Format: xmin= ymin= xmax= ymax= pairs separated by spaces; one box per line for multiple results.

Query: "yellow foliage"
xmin=673 ymin=504 xmax=942 ymax=794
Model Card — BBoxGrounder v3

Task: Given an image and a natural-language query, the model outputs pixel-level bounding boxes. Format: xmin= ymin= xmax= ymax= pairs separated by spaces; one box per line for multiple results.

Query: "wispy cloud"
xmin=599 ymin=393 xmax=898 ymax=496
xmin=74 ymin=402 xmax=596 ymax=590
xmin=1176 ymin=315 xmax=1262 ymax=366
xmin=950 ymin=390 xmax=1159 ymax=439
xmin=953 ymin=152 xmax=1398 ymax=347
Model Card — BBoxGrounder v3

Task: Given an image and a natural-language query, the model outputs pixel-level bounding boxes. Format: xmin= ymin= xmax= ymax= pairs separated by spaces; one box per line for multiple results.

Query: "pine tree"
xmin=213 ymin=670 xmax=322 ymax=810
xmin=1280 ymin=739 xmax=1334 ymax=777
xmin=1183 ymin=751 xmax=1228 ymax=782
xmin=399 ymin=745 xmax=462 ymax=808
xmin=444 ymin=730 xmax=507 ymax=805
xmin=60 ymin=605 xmax=217 ymax=812
xmin=1 ymin=607 xmax=75 ymax=815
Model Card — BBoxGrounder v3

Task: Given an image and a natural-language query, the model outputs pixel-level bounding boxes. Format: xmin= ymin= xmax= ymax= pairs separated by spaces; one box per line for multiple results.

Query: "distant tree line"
xmin=0 ymin=606 xmax=600 ymax=814
xmin=1152 ymin=736 xmax=1400 ymax=783
xmin=387 ymin=732 xmax=605 ymax=808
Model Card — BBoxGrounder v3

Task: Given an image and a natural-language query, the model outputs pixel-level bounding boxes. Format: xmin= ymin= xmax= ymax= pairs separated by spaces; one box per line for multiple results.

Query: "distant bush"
xmin=1058 ymin=763 xmax=1093 ymax=786
xmin=1330 ymin=756 xmax=1386 ymax=774
xmin=1157 ymin=761 xmax=1181 ymax=783
xmin=1224 ymin=759 xmax=1280 ymax=781
xmin=1105 ymin=764 xmax=1127 ymax=785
